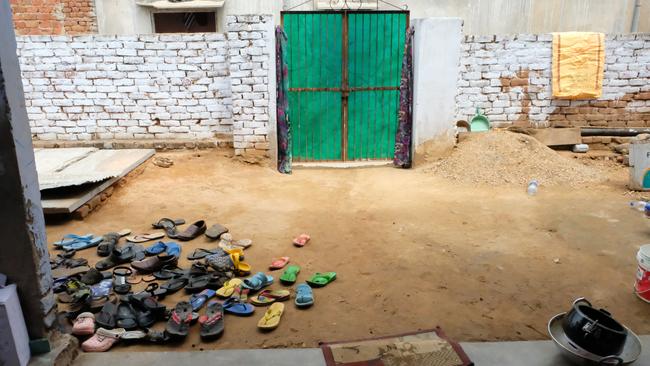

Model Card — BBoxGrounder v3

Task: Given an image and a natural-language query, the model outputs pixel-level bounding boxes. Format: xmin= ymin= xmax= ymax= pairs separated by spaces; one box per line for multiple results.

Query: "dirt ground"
xmin=46 ymin=149 xmax=650 ymax=351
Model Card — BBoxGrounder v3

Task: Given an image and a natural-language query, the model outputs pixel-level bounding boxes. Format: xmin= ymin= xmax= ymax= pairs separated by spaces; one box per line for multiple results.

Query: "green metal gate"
xmin=283 ymin=11 xmax=408 ymax=162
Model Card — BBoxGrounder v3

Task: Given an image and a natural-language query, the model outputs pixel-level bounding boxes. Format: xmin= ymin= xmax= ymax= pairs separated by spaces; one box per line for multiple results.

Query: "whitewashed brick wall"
xmin=226 ymin=15 xmax=273 ymax=156
xmin=16 ymin=15 xmax=274 ymax=156
xmin=456 ymin=34 xmax=650 ymax=128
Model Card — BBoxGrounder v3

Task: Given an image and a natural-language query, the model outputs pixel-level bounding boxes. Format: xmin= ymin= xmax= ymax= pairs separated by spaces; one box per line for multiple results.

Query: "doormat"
xmin=320 ymin=327 xmax=473 ymax=366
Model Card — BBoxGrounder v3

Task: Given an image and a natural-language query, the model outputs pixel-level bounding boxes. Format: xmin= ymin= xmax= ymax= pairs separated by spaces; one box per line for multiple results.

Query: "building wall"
xmin=455 ymin=34 xmax=650 ymax=129
xmin=16 ymin=15 xmax=274 ymax=156
xmin=9 ymin=0 xmax=97 ymax=35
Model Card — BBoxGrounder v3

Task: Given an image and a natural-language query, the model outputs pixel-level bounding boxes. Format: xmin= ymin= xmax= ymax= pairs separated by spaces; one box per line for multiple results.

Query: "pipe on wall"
xmin=631 ymin=0 xmax=642 ymax=32
xmin=582 ymin=127 xmax=650 ymax=137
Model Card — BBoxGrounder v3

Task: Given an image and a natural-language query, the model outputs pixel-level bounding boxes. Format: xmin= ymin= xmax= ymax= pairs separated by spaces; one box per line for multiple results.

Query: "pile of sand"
xmin=428 ymin=131 xmax=606 ymax=186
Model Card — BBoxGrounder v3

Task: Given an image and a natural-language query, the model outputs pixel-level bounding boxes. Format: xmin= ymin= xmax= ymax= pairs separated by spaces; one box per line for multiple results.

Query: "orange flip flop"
xmin=269 ymin=257 xmax=290 ymax=270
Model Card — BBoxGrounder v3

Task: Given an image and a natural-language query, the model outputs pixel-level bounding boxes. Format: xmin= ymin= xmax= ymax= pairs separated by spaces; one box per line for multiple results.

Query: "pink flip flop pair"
xmin=293 ymin=234 xmax=310 ymax=247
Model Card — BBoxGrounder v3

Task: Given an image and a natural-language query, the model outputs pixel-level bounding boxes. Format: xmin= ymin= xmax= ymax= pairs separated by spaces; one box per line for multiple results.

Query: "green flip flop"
xmin=306 ymin=272 xmax=336 ymax=288
xmin=279 ymin=265 xmax=300 ymax=285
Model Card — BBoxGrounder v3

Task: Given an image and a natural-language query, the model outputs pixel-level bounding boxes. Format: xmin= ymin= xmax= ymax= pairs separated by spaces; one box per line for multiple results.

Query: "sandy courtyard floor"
xmin=46 ymin=149 xmax=650 ymax=351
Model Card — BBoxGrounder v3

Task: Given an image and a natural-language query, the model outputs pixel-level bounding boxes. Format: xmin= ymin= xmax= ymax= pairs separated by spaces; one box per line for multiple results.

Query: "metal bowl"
xmin=549 ymin=313 xmax=642 ymax=365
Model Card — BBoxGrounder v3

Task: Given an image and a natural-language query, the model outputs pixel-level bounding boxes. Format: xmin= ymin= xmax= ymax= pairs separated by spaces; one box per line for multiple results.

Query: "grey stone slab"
xmin=460 ymin=336 xmax=650 ymax=365
xmin=74 ymin=349 xmax=327 ymax=366
xmin=39 ymin=149 xmax=154 ymax=213
xmin=37 ymin=149 xmax=154 ymax=190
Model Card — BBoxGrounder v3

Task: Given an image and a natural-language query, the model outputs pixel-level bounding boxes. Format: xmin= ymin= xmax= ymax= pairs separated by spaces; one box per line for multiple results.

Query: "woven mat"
xmin=320 ymin=327 xmax=473 ymax=366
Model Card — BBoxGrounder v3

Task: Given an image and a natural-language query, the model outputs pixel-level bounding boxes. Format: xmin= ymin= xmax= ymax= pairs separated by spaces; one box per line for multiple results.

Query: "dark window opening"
xmin=154 ymin=12 xmax=216 ymax=33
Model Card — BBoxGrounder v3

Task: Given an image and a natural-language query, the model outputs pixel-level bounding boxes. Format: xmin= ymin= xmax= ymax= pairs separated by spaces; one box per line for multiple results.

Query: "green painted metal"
xmin=348 ymin=12 xmax=406 ymax=160
xmin=285 ymin=13 xmax=342 ymax=161
xmin=283 ymin=11 xmax=407 ymax=161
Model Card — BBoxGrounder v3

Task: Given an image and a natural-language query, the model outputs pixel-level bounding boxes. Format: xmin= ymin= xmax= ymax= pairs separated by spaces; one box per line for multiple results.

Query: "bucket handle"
xmin=598 ymin=356 xmax=623 ymax=365
xmin=573 ymin=297 xmax=592 ymax=307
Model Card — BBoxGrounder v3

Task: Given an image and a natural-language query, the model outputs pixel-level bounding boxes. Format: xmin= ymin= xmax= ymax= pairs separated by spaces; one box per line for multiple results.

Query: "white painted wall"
xmin=96 ymin=0 xmax=154 ymax=34
xmin=412 ymin=18 xmax=463 ymax=151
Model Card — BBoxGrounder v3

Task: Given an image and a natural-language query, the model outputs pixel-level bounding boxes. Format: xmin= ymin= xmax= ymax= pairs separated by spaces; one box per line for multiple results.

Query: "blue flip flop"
xmin=53 ymin=234 xmax=94 ymax=247
xmin=242 ymin=272 xmax=273 ymax=291
xmin=61 ymin=236 xmax=103 ymax=251
xmin=223 ymin=298 xmax=254 ymax=316
xmin=165 ymin=242 xmax=181 ymax=258
xmin=190 ymin=289 xmax=216 ymax=311
xmin=295 ymin=283 xmax=314 ymax=308
xmin=145 ymin=241 xmax=167 ymax=256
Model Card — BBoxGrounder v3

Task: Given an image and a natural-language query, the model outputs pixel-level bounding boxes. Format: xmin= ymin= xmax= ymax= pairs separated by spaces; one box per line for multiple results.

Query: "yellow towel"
xmin=552 ymin=32 xmax=605 ymax=99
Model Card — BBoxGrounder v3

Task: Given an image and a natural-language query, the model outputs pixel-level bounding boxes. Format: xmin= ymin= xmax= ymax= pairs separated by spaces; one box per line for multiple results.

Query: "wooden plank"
xmin=528 ymin=128 xmax=581 ymax=146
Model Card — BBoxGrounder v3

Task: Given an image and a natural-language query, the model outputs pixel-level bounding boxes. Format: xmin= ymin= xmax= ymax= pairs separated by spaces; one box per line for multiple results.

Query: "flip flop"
xmin=153 ymin=267 xmax=184 ymax=280
xmin=223 ymin=298 xmax=254 ymax=316
xmin=160 ymin=277 xmax=188 ymax=296
xmin=152 ymin=218 xmax=185 ymax=235
xmin=97 ymin=230 xmax=131 ymax=257
xmin=249 ymin=289 xmax=291 ymax=306
xmin=121 ymin=330 xmax=147 ymax=341
xmin=116 ymin=303 xmax=138 ymax=330
xmin=185 ymin=275 xmax=211 ymax=293
xmin=269 ymin=257 xmax=290 ymax=270
xmin=257 ymin=302 xmax=284 ymax=330
xmin=233 ymin=239 xmax=253 ymax=249
xmin=215 ymin=278 xmax=243 ymax=298
xmin=242 ymin=272 xmax=273 ymax=291
xmin=233 ymin=285 xmax=250 ymax=302
xmin=187 ymin=248 xmax=219 ymax=260
xmin=295 ymin=283 xmax=314 ymax=308
xmin=145 ymin=241 xmax=167 ymax=256
xmin=164 ymin=242 xmax=181 ymax=258
xmin=205 ymin=224 xmax=229 ymax=240
xmin=166 ymin=301 xmax=193 ymax=338
xmin=53 ymin=234 xmax=93 ymax=247
xmin=199 ymin=301 xmax=224 ymax=340
xmin=190 ymin=289 xmax=216 ymax=311
xmin=95 ymin=299 xmax=119 ymax=329
xmin=142 ymin=275 xmax=157 ymax=282
xmin=126 ymin=232 xmax=165 ymax=243
xmin=280 ymin=265 xmax=301 ymax=285
xmin=81 ymin=268 xmax=104 ymax=285
xmin=293 ymin=234 xmax=310 ymax=247
xmin=306 ymin=272 xmax=337 ymax=288
xmin=62 ymin=236 xmax=103 ymax=251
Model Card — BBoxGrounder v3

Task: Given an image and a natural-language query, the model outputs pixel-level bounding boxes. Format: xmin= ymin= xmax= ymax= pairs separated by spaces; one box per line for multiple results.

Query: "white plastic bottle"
xmin=527 ymin=180 xmax=539 ymax=196
xmin=630 ymin=201 xmax=648 ymax=211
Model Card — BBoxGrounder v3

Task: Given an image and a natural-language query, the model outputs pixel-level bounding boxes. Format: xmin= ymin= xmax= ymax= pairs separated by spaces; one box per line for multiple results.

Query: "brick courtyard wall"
xmin=15 ymin=15 xmax=274 ymax=155
xmin=9 ymin=0 xmax=97 ymax=35
xmin=455 ymin=34 xmax=650 ymax=129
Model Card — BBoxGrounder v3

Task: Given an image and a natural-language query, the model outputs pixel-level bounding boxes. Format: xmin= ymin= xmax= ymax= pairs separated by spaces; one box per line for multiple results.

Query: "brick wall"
xmin=16 ymin=15 xmax=273 ymax=155
xmin=456 ymin=34 xmax=650 ymax=129
xmin=9 ymin=0 xmax=97 ymax=35
xmin=226 ymin=15 xmax=273 ymax=156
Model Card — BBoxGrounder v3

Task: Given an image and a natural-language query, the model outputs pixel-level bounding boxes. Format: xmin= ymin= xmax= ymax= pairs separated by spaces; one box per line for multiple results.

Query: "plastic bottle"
xmin=630 ymin=201 xmax=648 ymax=211
xmin=527 ymin=180 xmax=539 ymax=196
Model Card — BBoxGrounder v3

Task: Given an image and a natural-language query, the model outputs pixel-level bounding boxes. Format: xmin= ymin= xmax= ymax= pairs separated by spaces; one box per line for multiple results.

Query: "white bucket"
xmin=635 ymin=244 xmax=650 ymax=302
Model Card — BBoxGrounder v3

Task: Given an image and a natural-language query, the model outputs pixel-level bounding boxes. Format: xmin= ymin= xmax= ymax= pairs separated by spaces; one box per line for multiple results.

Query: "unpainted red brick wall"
xmin=9 ymin=0 xmax=96 ymax=35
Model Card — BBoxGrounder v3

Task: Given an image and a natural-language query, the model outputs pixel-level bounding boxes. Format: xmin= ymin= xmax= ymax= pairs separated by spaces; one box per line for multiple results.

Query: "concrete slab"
xmin=38 ymin=149 xmax=154 ymax=213
xmin=36 ymin=149 xmax=154 ymax=190
xmin=460 ymin=336 xmax=650 ymax=365
xmin=73 ymin=349 xmax=327 ymax=366
xmin=73 ymin=337 xmax=650 ymax=366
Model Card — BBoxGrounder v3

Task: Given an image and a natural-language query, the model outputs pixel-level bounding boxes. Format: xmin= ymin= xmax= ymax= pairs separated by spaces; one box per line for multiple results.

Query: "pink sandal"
xmin=293 ymin=234 xmax=310 ymax=247
xmin=81 ymin=327 xmax=125 ymax=352
xmin=72 ymin=312 xmax=96 ymax=336
xmin=269 ymin=256 xmax=290 ymax=270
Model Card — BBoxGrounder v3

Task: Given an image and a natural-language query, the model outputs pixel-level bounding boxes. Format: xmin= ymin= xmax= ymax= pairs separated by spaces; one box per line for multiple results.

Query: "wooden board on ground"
xmin=38 ymin=149 xmax=154 ymax=214
xmin=527 ymin=127 xmax=581 ymax=146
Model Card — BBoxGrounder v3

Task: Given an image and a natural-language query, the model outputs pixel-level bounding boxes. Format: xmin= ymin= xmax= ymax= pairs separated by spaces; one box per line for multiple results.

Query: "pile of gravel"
xmin=428 ymin=130 xmax=607 ymax=186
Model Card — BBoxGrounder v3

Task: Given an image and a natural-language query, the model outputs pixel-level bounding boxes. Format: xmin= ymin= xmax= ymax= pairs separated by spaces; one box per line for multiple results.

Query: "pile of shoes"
xmin=50 ymin=220 xmax=337 ymax=352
